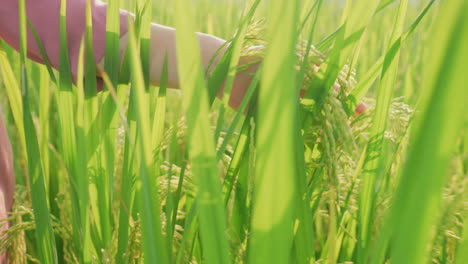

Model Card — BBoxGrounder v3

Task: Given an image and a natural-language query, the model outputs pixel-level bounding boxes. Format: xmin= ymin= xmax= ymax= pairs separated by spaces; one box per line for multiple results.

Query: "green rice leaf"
xmin=248 ymin=0 xmax=299 ymax=263
xmin=358 ymin=0 xmax=409 ymax=259
xmin=18 ymin=0 xmax=58 ymax=262
xmin=389 ymin=1 xmax=467 ymax=263
xmin=173 ymin=0 xmax=230 ymax=263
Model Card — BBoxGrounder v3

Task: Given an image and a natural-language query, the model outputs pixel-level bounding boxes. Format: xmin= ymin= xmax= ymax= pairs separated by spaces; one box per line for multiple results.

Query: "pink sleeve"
xmin=0 ymin=0 xmax=128 ymax=84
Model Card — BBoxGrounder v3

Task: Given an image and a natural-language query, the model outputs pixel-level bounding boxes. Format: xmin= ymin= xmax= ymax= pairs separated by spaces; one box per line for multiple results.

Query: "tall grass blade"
xmin=105 ymin=0 xmax=121 ymax=87
xmin=0 ymin=44 xmax=27 ymax=169
xmin=389 ymin=0 xmax=467 ymax=263
xmin=75 ymin=37 xmax=93 ymax=263
xmin=173 ymin=0 xmax=230 ymax=263
xmin=247 ymin=0 xmax=299 ymax=263
xmin=56 ymin=0 xmax=87 ymax=258
xmin=18 ymin=0 xmax=57 ymax=262
xmin=127 ymin=20 xmax=168 ymax=264
xmin=345 ymin=0 xmax=435 ymax=113
xmin=357 ymin=0 xmax=408 ymax=259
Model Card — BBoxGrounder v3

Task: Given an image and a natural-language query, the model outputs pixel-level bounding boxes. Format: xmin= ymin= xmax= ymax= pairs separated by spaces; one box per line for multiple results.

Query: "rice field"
xmin=0 ymin=0 xmax=467 ymax=263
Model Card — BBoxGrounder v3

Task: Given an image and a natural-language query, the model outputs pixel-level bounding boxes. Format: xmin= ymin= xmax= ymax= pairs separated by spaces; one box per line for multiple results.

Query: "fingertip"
xmin=355 ymin=102 xmax=367 ymax=115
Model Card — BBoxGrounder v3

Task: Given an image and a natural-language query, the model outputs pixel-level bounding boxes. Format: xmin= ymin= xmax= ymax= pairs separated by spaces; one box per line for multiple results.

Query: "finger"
xmin=355 ymin=102 xmax=367 ymax=115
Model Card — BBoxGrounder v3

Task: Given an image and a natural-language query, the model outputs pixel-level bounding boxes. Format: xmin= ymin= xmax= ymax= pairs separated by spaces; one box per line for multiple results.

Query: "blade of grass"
xmin=345 ymin=0 xmax=435 ymax=113
xmin=216 ymin=69 xmax=261 ymax=160
xmin=212 ymin=0 xmax=260 ymax=149
xmin=152 ymin=55 xmax=170 ymax=259
xmin=99 ymin=64 xmax=135 ymax=264
xmin=357 ymin=1 xmax=408 ymax=260
xmin=0 ymin=43 xmax=27 ymax=175
xmin=104 ymin=0 xmax=121 ymax=87
xmin=291 ymin=105 xmax=315 ymax=264
xmin=82 ymin=1 xmax=112 ymax=257
xmin=173 ymin=0 xmax=231 ymax=263
xmin=115 ymin=88 xmax=138 ymax=264
xmin=305 ymin=0 xmax=380 ymax=113
xmin=99 ymin=0 xmax=123 ymax=212
xmin=18 ymin=0 xmax=57 ymax=262
xmin=38 ymin=65 xmax=51 ymax=205
xmin=138 ymin=0 xmax=151 ymax=90
xmin=388 ymin=1 xmax=467 ymax=263
xmin=127 ymin=19 xmax=168 ymax=264
xmin=247 ymin=0 xmax=299 ymax=263
xmin=455 ymin=214 xmax=468 ymax=264
xmin=75 ymin=37 xmax=93 ymax=263
xmin=56 ymin=0 xmax=88 ymax=258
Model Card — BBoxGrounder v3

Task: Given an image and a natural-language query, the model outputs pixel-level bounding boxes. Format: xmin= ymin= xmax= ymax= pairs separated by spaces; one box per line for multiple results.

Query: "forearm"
xmin=0 ymin=112 xmax=14 ymax=263
xmin=0 ymin=0 xmax=128 ymax=86
xmin=114 ymin=23 xmax=226 ymax=88
xmin=112 ymin=23 xmax=255 ymax=109
xmin=129 ymin=23 xmax=255 ymax=109
xmin=0 ymin=113 xmax=14 ymax=213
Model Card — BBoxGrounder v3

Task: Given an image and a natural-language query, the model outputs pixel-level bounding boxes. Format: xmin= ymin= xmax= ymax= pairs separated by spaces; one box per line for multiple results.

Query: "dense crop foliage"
xmin=0 ymin=0 xmax=466 ymax=263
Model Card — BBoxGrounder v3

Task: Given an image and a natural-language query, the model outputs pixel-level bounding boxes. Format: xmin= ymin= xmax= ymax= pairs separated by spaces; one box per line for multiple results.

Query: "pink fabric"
xmin=0 ymin=0 xmax=128 ymax=84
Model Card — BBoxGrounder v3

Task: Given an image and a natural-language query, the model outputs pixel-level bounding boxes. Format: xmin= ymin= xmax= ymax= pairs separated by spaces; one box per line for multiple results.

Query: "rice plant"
xmin=0 ymin=0 xmax=466 ymax=263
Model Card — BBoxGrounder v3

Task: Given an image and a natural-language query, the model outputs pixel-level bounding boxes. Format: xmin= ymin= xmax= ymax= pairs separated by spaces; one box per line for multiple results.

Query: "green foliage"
xmin=0 ymin=0 xmax=466 ymax=263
